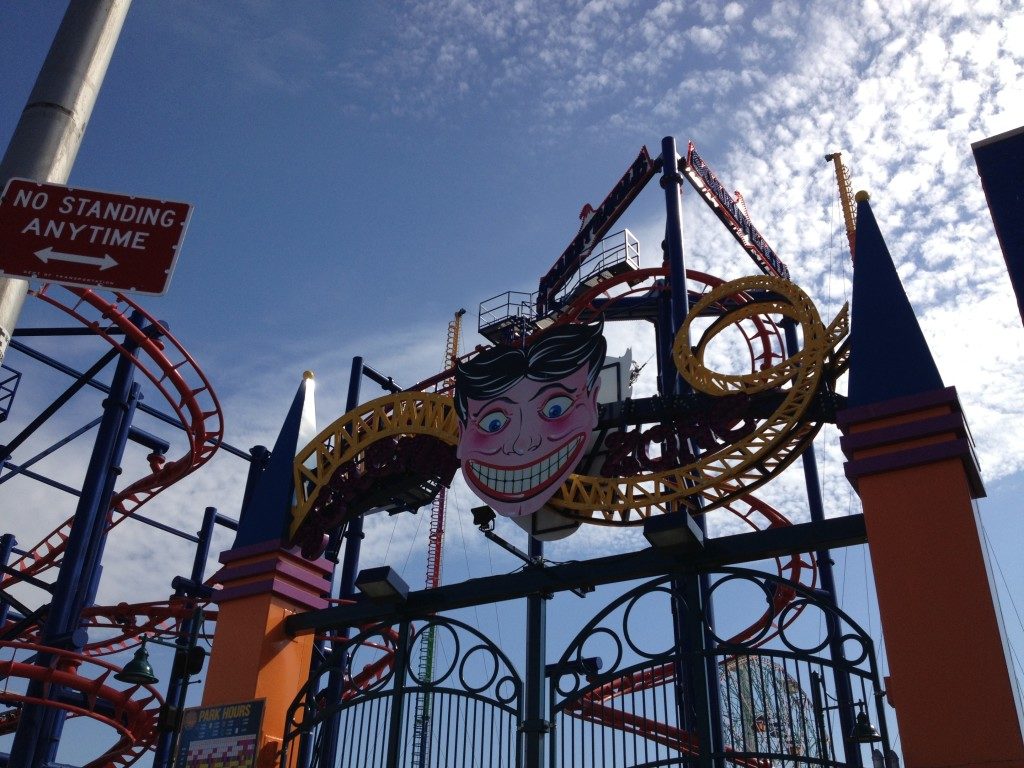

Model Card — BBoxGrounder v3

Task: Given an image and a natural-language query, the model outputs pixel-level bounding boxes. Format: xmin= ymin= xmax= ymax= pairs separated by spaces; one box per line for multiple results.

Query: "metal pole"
xmin=314 ymin=356 xmax=365 ymax=768
xmin=153 ymin=506 xmax=218 ymax=768
xmin=661 ymin=136 xmax=723 ymax=764
xmin=782 ymin=319 xmax=861 ymax=767
xmin=385 ymin=619 xmax=412 ymax=768
xmin=0 ymin=0 xmax=133 ymax=364
xmin=681 ymin=572 xmax=715 ymax=768
xmin=809 ymin=671 xmax=832 ymax=760
xmin=336 ymin=356 xmax=366 ymax=599
xmin=523 ymin=537 xmax=548 ymax=768
xmin=662 ymin=137 xmax=689 ymax=335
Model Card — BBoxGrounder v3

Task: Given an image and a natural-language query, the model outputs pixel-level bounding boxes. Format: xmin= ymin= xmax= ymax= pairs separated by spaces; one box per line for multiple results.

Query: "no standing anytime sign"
xmin=0 ymin=178 xmax=192 ymax=295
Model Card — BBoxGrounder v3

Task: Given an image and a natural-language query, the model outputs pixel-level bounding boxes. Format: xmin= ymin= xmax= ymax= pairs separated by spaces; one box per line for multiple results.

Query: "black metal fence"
xmin=283 ymin=568 xmax=889 ymax=768
xmin=282 ymin=616 xmax=522 ymax=768
xmin=548 ymin=569 xmax=890 ymax=767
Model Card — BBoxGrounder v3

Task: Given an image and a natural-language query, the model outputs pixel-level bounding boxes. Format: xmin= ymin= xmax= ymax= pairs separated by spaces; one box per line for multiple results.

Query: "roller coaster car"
xmin=297 ymin=434 xmax=460 ymax=552
xmin=351 ymin=472 xmax=445 ymax=518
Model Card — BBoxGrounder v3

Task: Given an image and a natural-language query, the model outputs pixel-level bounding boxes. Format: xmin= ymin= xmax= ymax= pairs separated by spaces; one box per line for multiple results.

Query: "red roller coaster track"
xmin=0 ymin=284 xmax=224 ymax=766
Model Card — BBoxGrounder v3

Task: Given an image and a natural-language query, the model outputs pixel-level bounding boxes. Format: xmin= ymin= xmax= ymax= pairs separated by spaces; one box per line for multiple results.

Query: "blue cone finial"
xmin=233 ymin=374 xmax=315 ymax=548
xmin=847 ymin=195 xmax=944 ymax=408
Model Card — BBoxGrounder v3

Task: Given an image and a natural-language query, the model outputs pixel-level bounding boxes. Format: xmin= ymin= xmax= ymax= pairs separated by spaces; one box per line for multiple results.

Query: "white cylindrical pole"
xmin=0 ymin=0 xmax=132 ymax=363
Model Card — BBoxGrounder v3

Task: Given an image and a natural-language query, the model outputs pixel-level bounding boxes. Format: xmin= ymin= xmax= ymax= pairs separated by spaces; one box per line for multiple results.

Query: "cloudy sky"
xmin=1 ymin=1 xmax=1023 ymax=763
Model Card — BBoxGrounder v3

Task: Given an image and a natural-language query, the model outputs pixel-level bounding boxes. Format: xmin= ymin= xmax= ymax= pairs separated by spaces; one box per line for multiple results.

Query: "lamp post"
xmin=810 ymin=670 xmax=882 ymax=763
xmin=115 ymin=609 xmax=208 ymax=766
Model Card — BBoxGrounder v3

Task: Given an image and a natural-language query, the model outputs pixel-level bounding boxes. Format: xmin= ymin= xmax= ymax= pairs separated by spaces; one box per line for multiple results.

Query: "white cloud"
xmin=723 ymin=2 xmax=745 ymax=22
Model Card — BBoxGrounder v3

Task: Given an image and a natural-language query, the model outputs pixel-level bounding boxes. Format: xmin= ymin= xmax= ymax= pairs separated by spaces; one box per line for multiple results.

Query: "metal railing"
xmin=551 ymin=229 xmax=640 ymax=309
xmin=477 ymin=230 xmax=640 ymax=343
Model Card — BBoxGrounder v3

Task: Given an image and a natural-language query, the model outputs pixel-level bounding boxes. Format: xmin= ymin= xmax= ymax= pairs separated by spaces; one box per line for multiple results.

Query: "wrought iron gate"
xmin=283 ymin=568 xmax=889 ymax=767
xmin=282 ymin=615 xmax=522 ymax=768
xmin=548 ymin=568 xmax=891 ymax=767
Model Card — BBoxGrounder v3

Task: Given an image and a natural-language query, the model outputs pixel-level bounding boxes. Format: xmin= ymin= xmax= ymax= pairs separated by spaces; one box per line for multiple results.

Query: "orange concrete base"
xmin=840 ymin=388 xmax=1024 ymax=768
xmin=201 ymin=542 xmax=331 ymax=768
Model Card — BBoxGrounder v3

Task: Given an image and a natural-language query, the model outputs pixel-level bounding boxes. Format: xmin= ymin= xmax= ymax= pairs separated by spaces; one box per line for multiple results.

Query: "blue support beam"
xmin=313 ymin=356 xmax=365 ymax=768
xmin=152 ymin=506 xmax=219 ymax=768
xmin=8 ymin=313 xmax=144 ymax=768
xmin=660 ymin=135 xmax=721 ymax=765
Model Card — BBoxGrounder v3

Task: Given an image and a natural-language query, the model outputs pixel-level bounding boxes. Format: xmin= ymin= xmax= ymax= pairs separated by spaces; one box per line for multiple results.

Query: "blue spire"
xmin=846 ymin=193 xmax=944 ymax=408
xmin=233 ymin=372 xmax=316 ymax=548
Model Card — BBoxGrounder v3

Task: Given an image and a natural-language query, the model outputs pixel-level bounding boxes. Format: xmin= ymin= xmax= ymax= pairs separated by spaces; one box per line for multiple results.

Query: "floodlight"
xmin=354 ymin=566 xmax=409 ymax=602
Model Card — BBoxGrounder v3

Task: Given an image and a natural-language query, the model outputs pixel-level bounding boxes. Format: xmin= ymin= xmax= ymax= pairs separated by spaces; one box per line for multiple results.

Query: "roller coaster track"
xmin=565 ymin=697 xmax=771 ymax=768
xmin=12 ymin=599 xmax=217 ymax=658
xmin=291 ymin=274 xmax=846 ymax=540
xmin=0 ymin=284 xmax=224 ymax=766
xmin=549 ymin=275 xmax=848 ymax=523
xmin=0 ymin=641 xmax=163 ymax=768
xmin=2 ymin=284 xmax=224 ymax=587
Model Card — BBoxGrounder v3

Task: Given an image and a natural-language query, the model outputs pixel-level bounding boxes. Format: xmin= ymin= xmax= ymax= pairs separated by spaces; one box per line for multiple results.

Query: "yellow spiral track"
xmin=291 ymin=276 xmax=847 ymax=539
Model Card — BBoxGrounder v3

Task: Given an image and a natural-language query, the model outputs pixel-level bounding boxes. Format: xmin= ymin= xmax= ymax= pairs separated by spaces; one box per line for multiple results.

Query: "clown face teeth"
xmin=469 ymin=436 xmax=583 ymax=495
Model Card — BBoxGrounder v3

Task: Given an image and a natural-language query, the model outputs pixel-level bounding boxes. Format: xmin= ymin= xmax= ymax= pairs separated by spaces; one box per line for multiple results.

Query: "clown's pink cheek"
xmin=459 ymin=429 xmax=505 ymax=457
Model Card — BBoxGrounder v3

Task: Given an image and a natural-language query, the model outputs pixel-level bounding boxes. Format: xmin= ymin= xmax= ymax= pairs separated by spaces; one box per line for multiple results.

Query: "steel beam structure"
xmin=287 ymin=514 xmax=866 ymax=634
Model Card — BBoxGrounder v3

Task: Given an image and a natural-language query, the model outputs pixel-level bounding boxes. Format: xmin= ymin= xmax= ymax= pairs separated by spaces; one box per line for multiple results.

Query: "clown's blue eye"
xmin=541 ymin=395 xmax=573 ymax=420
xmin=479 ymin=410 xmax=509 ymax=433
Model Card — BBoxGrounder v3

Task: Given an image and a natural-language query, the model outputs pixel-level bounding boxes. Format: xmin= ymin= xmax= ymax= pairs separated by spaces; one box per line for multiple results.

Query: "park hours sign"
xmin=0 ymin=178 xmax=192 ymax=295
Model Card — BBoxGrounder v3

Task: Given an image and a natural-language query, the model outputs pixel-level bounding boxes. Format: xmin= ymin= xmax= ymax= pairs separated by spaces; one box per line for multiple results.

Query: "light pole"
xmin=0 ymin=0 xmax=132 ymax=364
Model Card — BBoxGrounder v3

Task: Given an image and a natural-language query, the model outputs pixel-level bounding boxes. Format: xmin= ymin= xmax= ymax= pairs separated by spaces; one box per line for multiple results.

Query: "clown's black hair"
xmin=454 ymin=323 xmax=606 ymax=424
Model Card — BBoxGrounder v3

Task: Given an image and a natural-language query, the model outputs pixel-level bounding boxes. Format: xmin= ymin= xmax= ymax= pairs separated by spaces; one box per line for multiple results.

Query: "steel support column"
xmin=661 ymin=135 xmax=722 ymax=764
xmin=9 ymin=312 xmax=142 ymax=768
xmin=152 ymin=506 xmax=219 ymax=768
xmin=783 ymin=318 xmax=861 ymax=766
xmin=385 ymin=618 xmax=412 ymax=768
xmin=313 ymin=355 xmax=365 ymax=768
xmin=336 ymin=356 xmax=366 ymax=600
xmin=0 ymin=534 xmax=15 ymax=628
xmin=523 ymin=537 xmax=548 ymax=768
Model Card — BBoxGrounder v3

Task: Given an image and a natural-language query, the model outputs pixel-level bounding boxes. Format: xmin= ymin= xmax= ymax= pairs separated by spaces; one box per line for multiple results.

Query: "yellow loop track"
xmin=548 ymin=276 xmax=847 ymax=523
xmin=290 ymin=276 xmax=847 ymax=537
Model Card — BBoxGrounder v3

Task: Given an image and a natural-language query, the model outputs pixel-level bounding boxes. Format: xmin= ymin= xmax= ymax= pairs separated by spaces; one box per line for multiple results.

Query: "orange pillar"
xmin=839 ymin=387 xmax=1024 ymax=767
xmin=202 ymin=540 xmax=331 ymax=767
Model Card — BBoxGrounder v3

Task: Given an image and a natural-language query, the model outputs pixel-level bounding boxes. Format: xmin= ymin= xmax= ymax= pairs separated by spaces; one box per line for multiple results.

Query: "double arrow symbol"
xmin=34 ymin=246 xmax=118 ymax=271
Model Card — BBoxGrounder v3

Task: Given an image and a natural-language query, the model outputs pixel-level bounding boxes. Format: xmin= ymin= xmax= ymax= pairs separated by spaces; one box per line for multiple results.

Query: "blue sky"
xmin=2 ymin=1 xmax=1023 ymax=765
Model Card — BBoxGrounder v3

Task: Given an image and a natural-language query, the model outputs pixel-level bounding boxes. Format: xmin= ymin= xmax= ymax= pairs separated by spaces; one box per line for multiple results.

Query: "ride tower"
xmin=274 ymin=136 xmax=923 ymax=768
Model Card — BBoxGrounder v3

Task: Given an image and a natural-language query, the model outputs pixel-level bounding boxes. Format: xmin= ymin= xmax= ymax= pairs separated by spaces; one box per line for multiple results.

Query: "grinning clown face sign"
xmin=454 ymin=323 xmax=605 ymax=518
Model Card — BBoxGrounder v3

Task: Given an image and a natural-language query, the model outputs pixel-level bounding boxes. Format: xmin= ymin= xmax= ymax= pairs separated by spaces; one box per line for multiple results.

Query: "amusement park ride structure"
xmin=1 ymin=10 xmax=1022 ymax=766
xmin=2 ymin=126 xmax=1023 ymax=768
xmin=0 ymin=131 xmax=856 ymax=768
